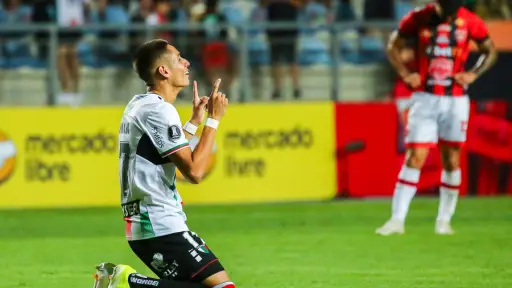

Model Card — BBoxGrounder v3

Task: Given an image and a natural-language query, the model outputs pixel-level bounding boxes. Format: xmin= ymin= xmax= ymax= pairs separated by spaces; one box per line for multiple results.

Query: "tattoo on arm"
xmin=471 ymin=38 xmax=498 ymax=77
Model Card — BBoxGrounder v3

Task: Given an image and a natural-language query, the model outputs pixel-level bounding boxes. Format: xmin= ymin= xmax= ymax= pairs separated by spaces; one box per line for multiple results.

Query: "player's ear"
xmin=157 ymin=65 xmax=171 ymax=79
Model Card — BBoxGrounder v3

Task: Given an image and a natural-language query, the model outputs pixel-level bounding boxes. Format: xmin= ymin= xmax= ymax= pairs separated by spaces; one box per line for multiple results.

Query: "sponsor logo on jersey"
xmin=152 ymin=126 xmax=165 ymax=148
xmin=121 ymin=200 xmax=140 ymax=218
xmin=436 ymin=35 xmax=450 ymax=44
xmin=426 ymin=46 xmax=462 ymax=58
xmin=429 ymin=58 xmax=454 ymax=81
xmin=0 ymin=130 xmax=16 ymax=186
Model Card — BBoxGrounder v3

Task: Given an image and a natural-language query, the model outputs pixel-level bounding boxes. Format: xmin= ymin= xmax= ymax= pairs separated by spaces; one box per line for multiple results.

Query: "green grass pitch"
xmin=1 ymin=197 xmax=511 ymax=288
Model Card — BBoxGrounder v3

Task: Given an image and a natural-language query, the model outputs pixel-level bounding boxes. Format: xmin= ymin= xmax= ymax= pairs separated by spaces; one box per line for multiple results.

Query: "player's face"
xmin=167 ymin=45 xmax=190 ymax=88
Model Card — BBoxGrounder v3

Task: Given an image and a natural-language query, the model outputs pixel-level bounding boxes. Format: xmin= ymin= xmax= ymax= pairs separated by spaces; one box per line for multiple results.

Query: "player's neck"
xmin=148 ymin=85 xmax=181 ymax=104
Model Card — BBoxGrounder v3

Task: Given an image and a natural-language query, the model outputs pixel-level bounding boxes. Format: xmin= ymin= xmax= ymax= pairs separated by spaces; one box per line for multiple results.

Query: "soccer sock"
xmin=128 ymin=273 xmax=204 ymax=288
xmin=437 ymin=169 xmax=461 ymax=222
xmin=391 ymin=165 xmax=421 ymax=222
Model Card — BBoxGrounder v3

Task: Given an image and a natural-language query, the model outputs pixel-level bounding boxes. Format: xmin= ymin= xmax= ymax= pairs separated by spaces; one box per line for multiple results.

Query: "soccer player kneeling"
xmin=97 ymin=39 xmax=233 ymax=288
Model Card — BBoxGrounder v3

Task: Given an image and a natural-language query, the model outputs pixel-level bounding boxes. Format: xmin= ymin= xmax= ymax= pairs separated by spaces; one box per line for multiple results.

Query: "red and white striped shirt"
xmin=398 ymin=4 xmax=489 ymax=96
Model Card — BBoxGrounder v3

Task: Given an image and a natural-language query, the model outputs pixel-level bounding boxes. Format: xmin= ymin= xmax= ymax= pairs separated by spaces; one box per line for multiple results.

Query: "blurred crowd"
xmin=0 ymin=0 xmax=510 ymax=103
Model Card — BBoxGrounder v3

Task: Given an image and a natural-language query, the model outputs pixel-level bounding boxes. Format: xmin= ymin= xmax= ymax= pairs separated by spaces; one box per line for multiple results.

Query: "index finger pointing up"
xmin=193 ymin=80 xmax=199 ymax=102
xmin=210 ymin=79 xmax=222 ymax=98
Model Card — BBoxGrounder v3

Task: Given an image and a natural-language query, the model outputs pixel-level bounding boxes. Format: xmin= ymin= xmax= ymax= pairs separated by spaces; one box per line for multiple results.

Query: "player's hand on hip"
xmin=454 ymin=72 xmax=477 ymax=85
xmin=403 ymin=73 xmax=421 ymax=89
xmin=190 ymin=80 xmax=209 ymax=125
xmin=207 ymin=79 xmax=228 ymax=120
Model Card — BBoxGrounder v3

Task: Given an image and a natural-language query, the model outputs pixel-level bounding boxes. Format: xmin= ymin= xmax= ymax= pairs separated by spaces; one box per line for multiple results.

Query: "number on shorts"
xmin=119 ymin=142 xmax=131 ymax=197
xmin=182 ymin=231 xmax=205 ymax=248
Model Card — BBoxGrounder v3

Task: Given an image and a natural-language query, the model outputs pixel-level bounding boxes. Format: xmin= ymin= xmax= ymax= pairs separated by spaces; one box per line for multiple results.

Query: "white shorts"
xmin=406 ymin=92 xmax=470 ymax=147
xmin=395 ymin=98 xmax=413 ymax=113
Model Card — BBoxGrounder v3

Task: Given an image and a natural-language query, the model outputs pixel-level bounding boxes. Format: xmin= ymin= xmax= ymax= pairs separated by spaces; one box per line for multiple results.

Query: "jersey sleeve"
xmin=469 ymin=16 xmax=489 ymax=44
xmin=398 ymin=9 xmax=419 ymax=39
xmin=144 ymin=103 xmax=189 ymax=158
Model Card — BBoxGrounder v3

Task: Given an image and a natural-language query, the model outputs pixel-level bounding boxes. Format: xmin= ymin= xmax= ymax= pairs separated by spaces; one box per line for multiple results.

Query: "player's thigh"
xmin=128 ymin=232 xmax=225 ymax=282
xmin=438 ymin=96 xmax=470 ymax=145
xmin=128 ymin=235 xmax=181 ymax=279
xmin=405 ymin=94 xmax=439 ymax=146
xmin=182 ymin=231 xmax=226 ymax=283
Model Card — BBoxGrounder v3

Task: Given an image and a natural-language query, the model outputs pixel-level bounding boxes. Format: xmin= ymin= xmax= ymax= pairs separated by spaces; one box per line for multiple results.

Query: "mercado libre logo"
xmin=0 ymin=130 xmax=17 ymax=185
xmin=24 ymin=131 xmax=117 ymax=182
xmin=176 ymin=133 xmax=217 ymax=182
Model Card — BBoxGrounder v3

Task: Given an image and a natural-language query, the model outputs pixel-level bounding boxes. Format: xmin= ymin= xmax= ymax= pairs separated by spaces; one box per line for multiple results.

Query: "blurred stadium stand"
xmin=0 ymin=0 xmax=509 ymax=105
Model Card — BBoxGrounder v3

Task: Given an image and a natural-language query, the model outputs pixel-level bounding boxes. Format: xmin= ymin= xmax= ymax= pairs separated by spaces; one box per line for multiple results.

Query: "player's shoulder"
xmin=140 ymin=96 xmax=181 ymax=125
xmin=458 ymin=7 xmax=485 ymax=23
xmin=125 ymin=93 xmax=167 ymax=114
xmin=153 ymin=99 xmax=179 ymax=116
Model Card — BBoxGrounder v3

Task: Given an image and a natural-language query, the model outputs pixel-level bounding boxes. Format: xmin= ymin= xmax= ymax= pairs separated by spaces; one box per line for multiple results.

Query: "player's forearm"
xmin=470 ymin=39 xmax=498 ymax=77
xmin=188 ymin=126 xmax=217 ymax=181
xmin=387 ymin=36 xmax=410 ymax=78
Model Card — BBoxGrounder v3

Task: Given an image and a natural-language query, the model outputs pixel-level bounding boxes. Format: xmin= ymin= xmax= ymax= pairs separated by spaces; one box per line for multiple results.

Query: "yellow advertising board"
xmin=0 ymin=103 xmax=336 ymax=209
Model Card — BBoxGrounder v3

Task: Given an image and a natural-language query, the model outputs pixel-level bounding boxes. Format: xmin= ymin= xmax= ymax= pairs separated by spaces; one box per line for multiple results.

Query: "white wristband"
xmin=183 ymin=121 xmax=198 ymax=135
xmin=205 ymin=118 xmax=219 ymax=130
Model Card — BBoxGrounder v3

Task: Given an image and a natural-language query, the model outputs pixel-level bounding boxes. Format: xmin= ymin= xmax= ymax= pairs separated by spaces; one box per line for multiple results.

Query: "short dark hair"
xmin=132 ymin=39 xmax=170 ymax=84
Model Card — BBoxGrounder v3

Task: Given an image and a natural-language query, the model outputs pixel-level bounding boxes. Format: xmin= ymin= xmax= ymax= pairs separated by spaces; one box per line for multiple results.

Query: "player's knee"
xmin=405 ymin=148 xmax=429 ymax=169
xmin=442 ymin=154 xmax=460 ymax=171
xmin=201 ymin=271 xmax=233 ymax=288
xmin=441 ymin=148 xmax=461 ymax=171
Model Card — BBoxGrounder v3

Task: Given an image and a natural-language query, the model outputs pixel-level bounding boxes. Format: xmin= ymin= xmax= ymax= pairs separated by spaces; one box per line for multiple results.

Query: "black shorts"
xmin=268 ymin=36 xmax=297 ymax=64
xmin=129 ymin=231 xmax=224 ymax=282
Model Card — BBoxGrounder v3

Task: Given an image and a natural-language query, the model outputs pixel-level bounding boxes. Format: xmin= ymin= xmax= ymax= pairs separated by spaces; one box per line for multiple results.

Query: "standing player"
xmin=105 ymin=39 xmax=234 ymax=288
xmin=376 ymin=0 xmax=497 ymax=235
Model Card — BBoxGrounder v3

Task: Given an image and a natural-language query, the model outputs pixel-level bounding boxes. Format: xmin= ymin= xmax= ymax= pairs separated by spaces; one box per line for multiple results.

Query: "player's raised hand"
xmin=207 ymin=79 xmax=228 ymax=120
xmin=403 ymin=72 xmax=421 ymax=89
xmin=190 ymin=80 xmax=209 ymax=125
xmin=454 ymin=72 xmax=477 ymax=85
